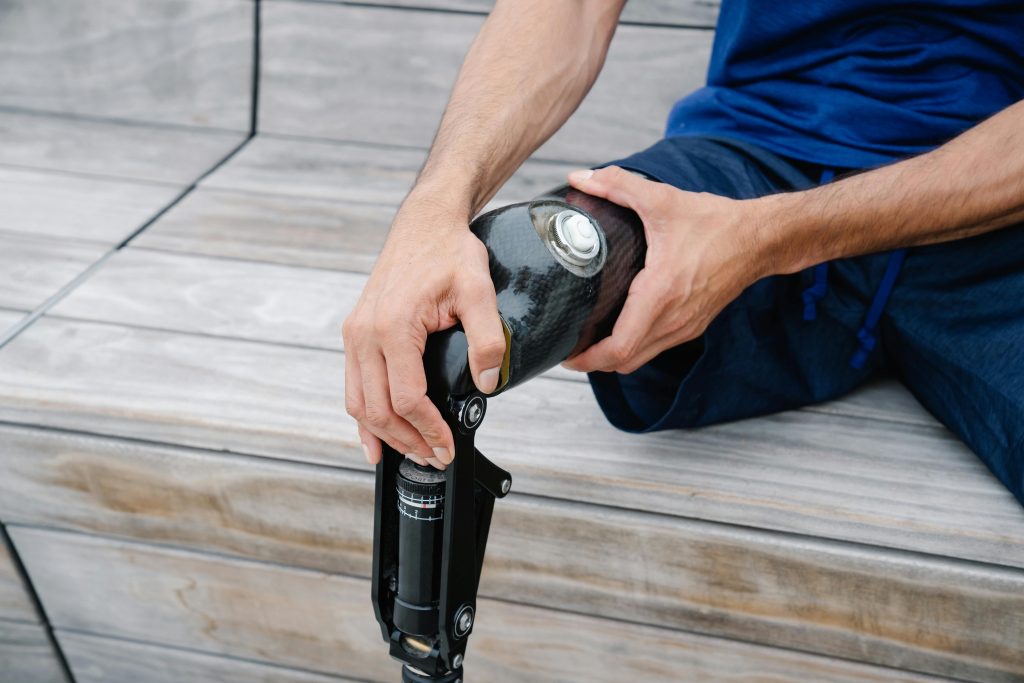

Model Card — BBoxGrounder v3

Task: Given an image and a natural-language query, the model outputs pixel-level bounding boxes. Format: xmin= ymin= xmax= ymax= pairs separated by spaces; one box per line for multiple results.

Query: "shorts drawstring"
xmin=799 ymin=167 xmax=908 ymax=369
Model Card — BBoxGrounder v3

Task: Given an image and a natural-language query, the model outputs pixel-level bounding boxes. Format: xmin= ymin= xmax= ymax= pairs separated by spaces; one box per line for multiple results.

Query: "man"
xmin=343 ymin=1 xmax=1024 ymax=506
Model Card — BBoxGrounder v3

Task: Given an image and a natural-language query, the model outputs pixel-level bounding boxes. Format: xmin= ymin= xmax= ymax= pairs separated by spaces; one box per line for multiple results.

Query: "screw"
xmin=453 ymin=654 xmax=464 ymax=669
xmin=461 ymin=396 xmax=485 ymax=429
xmin=500 ymin=479 xmax=511 ymax=495
xmin=458 ymin=611 xmax=473 ymax=632
xmin=388 ymin=576 xmax=397 ymax=592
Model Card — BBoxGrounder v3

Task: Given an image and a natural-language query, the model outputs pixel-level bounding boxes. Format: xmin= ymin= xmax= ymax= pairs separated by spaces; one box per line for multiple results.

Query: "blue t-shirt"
xmin=667 ymin=1 xmax=1024 ymax=168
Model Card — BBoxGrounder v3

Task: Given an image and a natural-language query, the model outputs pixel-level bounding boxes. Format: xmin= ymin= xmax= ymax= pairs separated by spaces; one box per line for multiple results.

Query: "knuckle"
xmin=472 ymin=337 xmax=507 ymax=361
xmin=363 ymin=405 xmax=391 ymax=429
xmin=391 ymin=391 xmax=424 ymax=419
xmin=345 ymin=396 xmax=365 ymax=420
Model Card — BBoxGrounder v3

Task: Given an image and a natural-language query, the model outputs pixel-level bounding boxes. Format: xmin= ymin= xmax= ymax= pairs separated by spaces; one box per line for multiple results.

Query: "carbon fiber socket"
xmin=393 ymin=459 xmax=447 ymax=638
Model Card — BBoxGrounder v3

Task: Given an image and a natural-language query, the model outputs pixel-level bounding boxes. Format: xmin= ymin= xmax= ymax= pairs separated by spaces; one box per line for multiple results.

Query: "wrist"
xmin=745 ymin=191 xmax=819 ymax=277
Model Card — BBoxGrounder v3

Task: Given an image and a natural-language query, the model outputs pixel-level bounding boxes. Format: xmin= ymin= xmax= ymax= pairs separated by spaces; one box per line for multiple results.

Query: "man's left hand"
xmin=562 ymin=166 xmax=771 ymax=374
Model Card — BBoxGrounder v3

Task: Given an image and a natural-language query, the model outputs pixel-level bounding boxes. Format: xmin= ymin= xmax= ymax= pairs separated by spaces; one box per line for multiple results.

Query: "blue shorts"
xmin=587 ymin=136 xmax=1024 ymax=507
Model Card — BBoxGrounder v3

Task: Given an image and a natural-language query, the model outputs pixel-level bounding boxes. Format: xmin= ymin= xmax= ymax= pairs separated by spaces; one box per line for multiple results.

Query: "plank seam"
xmin=54 ymin=627 xmax=375 ymax=683
xmin=0 ymin=104 xmax=249 ymax=138
xmin=18 ymin=526 xmax=978 ymax=683
xmin=3 ymin=436 xmax=1022 ymax=576
xmin=269 ymin=0 xmax=719 ymax=31
xmin=0 ymin=133 xmax=257 ymax=351
xmin=0 ymin=526 xmax=76 ymax=682
xmin=0 ymin=161 xmax=183 ymax=189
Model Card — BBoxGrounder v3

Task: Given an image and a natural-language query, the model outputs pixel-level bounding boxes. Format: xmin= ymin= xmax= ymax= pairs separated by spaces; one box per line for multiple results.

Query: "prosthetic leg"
xmin=371 ymin=184 xmax=646 ymax=682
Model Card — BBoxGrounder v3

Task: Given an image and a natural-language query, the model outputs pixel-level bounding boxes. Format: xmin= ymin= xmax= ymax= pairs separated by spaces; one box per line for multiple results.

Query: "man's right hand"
xmin=342 ymin=195 xmax=506 ymax=470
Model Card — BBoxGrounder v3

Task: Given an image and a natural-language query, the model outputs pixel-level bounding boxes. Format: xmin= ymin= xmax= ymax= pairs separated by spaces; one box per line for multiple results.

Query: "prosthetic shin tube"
xmin=371 ymin=184 xmax=646 ymax=682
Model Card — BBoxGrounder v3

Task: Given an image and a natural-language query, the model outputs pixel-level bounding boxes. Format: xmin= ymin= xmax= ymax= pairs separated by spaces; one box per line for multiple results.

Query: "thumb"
xmin=568 ymin=166 xmax=657 ymax=213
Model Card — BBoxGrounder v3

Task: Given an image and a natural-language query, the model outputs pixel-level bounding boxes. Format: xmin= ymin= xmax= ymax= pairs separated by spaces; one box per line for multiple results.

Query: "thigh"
xmin=882 ymin=223 xmax=1024 ymax=506
xmin=586 ymin=136 xmax=877 ymax=432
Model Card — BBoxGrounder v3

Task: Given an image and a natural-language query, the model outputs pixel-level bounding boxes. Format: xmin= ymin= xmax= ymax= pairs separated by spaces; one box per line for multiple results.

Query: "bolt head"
xmin=458 ymin=612 xmax=473 ymax=631
xmin=500 ymin=479 xmax=511 ymax=495
xmin=467 ymin=403 xmax=481 ymax=423
xmin=452 ymin=654 xmax=464 ymax=669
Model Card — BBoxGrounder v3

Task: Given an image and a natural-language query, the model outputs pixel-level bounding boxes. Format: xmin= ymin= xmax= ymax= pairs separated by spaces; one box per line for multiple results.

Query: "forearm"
xmin=411 ymin=0 xmax=625 ymax=218
xmin=760 ymin=99 xmax=1024 ymax=276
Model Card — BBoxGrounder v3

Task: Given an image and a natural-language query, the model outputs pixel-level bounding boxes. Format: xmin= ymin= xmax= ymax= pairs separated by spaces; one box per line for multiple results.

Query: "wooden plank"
xmin=0 ymin=319 xmax=1020 ymax=567
xmin=342 ymin=0 xmax=720 ymax=29
xmin=0 ymin=619 xmax=67 ymax=683
xmin=135 ymin=187 xmax=396 ymax=273
xmin=0 ymin=310 xmax=25 ymax=336
xmin=259 ymin=3 xmax=712 ymax=163
xmin=0 ymin=0 xmax=253 ymax=130
xmin=0 ymin=535 xmax=37 ymax=623
xmin=14 ymin=528 xmax=985 ymax=682
xmin=51 ymin=248 xmax=353 ymax=351
xmin=201 ymin=135 xmax=577 ymax=208
xmin=0 ymin=111 xmax=246 ymax=184
xmin=2 ymin=425 xmax=1023 ymax=681
xmin=59 ymin=631 xmax=351 ymax=683
xmin=0 ymin=167 xmax=182 ymax=245
xmin=0 ymin=232 xmax=107 ymax=311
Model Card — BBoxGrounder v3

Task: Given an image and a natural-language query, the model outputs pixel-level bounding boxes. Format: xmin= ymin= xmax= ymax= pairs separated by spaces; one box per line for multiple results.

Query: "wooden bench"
xmin=0 ymin=2 xmax=1022 ymax=682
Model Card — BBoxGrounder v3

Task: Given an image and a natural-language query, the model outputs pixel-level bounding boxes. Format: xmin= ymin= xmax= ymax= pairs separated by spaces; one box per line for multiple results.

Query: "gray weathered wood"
xmin=259 ymin=3 xmax=712 ymax=163
xmin=0 ymin=0 xmax=253 ymax=130
xmin=0 ymin=326 xmax=1019 ymax=569
xmin=0 ymin=310 xmax=25 ymax=336
xmin=201 ymin=135 xmax=578 ymax=208
xmin=1 ymin=426 xmax=1022 ymax=681
xmin=0 ymin=167 xmax=182 ymax=245
xmin=0 ymin=232 xmax=107 ymax=311
xmin=59 ymin=631 xmax=351 ymax=683
xmin=337 ymin=0 xmax=720 ymax=29
xmin=0 ymin=111 xmax=247 ymax=184
xmin=53 ymin=623 xmax=957 ymax=683
xmin=0 ymin=619 xmax=68 ymax=683
xmin=51 ymin=248 xmax=354 ymax=351
xmin=0 ymin=535 xmax=37 ymax=623
xmin=136 ymin=187 xmax=396 ymax=273
xmin=15 ymin=528 xmax=985 ymax=682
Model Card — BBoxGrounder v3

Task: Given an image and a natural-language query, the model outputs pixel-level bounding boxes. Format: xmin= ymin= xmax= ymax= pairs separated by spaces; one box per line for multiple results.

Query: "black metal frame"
xmin=372 ymin=392 xmax=511 ymax=681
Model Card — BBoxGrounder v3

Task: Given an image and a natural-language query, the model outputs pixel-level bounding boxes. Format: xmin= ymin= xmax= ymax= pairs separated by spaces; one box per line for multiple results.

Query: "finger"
xmin=357 ymin=347 xmax=433 ymax=457
xmin=563 ymin=276 xmax=663 ymax=373
xmin=381 ymin=335 xmax=455 ymax=465
xmin=456 ymin=261 xmax=506 ymax=394
xmin=568 ymin=166 xmax=661 ymax=214
xmin=358 ymin=424 xmax=383 ymax=465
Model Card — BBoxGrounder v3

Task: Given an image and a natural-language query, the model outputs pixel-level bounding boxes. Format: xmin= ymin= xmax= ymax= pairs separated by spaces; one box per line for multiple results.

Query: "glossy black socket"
xmin=423 ymin=184 xmax=645 ymax=400
xmin=394 ymin=459 xmax=446 ymax=637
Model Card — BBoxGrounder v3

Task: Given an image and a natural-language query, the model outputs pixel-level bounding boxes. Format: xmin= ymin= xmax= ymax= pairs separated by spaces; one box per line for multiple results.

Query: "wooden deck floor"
xmin=1 ymin=2 xmax=1022 ymax=682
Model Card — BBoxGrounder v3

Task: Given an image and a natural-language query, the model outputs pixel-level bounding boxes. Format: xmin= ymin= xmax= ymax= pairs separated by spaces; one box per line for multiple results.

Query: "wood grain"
xmin=0 ymin=310 xmax=25 ymax=336
xmin=0 ymin=167 xmax=182 ymax=245
xmin=0 ymin=319 xmax=1019 ymax=570
xmin=0 ymin=535 xmax=37 ymax=623
xmin=2 ymin=425 xmax=1023 ymax=680
xmin=15 ymin=528 xmax=984 ymax=682
xmin=59 ymin=631 xmax=352 ymax=683
xmin=201 ymin=135 xmax=578 ymax=208
xmin=0 ymin=0 xmax=253 ymax=130
xmin=0 ymin=619 xmax=68 ymax=683
xmin=333 ymin=0 xmax=721 ymax=29
xmin=51 ymin=248 xmax=355 ymax=351
xmin=0 ymin=111 xmax=247 ymax=184
xmin=0 ymin=232 xmax=107 ymax=311
xmin=259 ymin=3 xmax=712 ymax=163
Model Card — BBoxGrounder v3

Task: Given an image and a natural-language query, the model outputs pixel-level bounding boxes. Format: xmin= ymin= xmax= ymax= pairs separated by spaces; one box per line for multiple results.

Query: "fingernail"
xmin=479 ymin=366 xmax=500 ymax=393
xmin=433 ymin=446 xmax=453 ymax=465
xmin=405 ymin=453 xmax=428 ymax=466
xmin=426 ymin=457 xmax=447 ymax=471
xmin=361 ymin=443 xmax=371 ymax=463
xmin=569 ymin=169 xmax=594 ymax=183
